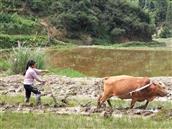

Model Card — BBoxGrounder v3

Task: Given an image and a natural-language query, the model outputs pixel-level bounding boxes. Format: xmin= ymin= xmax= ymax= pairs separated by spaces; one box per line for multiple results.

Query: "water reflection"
xmin=47 ymin=48 xmax=172 ymax=77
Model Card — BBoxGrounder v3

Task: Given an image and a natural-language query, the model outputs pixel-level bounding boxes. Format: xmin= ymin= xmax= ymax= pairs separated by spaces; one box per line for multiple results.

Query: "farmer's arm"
xmin=34 ymin=68 xmax=48 ymax=75
xmin=31 ymin=71 xmax=44 ymax=83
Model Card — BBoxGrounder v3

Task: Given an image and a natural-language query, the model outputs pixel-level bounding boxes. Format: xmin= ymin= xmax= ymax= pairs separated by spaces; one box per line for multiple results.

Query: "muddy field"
xmin=1 ymin=75 xmax=172 ymax=117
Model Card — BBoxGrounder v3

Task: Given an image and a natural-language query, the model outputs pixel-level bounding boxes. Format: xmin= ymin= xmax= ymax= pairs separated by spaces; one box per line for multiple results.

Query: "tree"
xmin=155 ymin=0 xmax=168 ymax=25
xmin=166 ymin=1 xmax=172 ymax=29
xmin=50 ymin=0 xmax=154 ymax=42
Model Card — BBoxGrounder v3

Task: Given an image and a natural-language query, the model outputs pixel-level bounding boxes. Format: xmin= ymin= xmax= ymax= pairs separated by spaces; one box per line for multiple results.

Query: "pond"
xmin=47 ymin=47 xmax=172 ymax=77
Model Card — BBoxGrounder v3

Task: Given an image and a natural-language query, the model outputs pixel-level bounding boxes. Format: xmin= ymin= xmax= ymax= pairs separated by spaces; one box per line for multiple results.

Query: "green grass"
xmin=87 ymin=43 xmax=168 ymax=50
xmin=154 ymin=38 xmax=172 ymax=47
xmin=64 ymin=38 xmax=167 ymax=48
xmin=45 ymin=44 xmax=77 ymax=53
xmin=1 ymin=111 xmax=172 ymax=129
xmin=0 ymin=13 xmax=42 ymax=35
xmin=93 ymin=38 xmax=166 ymax=47
xmin=0 ymin=95 xmax=25 ymax=105
xmin=1 ymin=95 xmax=172 ymax=110
xmin=0 ymin=59 xmax=9 ymax=71
xmin=48 ymin=67 xmax=86 ymax=77
xmin=9 ymin=47 xmax=45 ymax=74
xmin=0 ymin=34 xmax=47 ymax=48
xmin=0 ymin=95 xmax=55 ymax=106
xmin=0 ymin=95 xmax=96 ymax=107
xmin=1 ymin=95 xmax=172 ymax=128
xmin=0 ymin=13 xmax=38 ymax=26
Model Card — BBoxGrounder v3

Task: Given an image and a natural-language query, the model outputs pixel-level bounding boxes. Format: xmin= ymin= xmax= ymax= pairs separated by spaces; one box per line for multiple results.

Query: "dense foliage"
xmin=49 ymin=0 xmax=154 ymax=42
xmin=0 ymin=13 xmax=42 ymax=34
xmin=0 ymin=34 xmax=47 ymax=48
xmin=0 ymin=0 xmax=172 ymax=46
xmin=130 ymin=0 xmax=172 ymax=37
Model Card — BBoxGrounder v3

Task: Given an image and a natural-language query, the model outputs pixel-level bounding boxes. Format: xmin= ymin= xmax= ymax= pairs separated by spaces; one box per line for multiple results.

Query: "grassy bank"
xmin=0 ymin=59 xmax=9 ymax=72
xmin=47 ymin=68 xmax=85 ymax=77
xmin=0 ymin=34 xmax=48 ymax=48
xmin=1 ymin=95 xmax=172 ymax=129
xmin=1 ymin=112 xmax=172 ymax=129
xmin=1 ymin=95 xmax=172 ymax=110
xmin=93 ymin=40 xmax=167 ymax=48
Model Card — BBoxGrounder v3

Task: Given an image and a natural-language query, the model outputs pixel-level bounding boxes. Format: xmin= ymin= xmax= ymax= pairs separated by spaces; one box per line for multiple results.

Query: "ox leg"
xmin=139 ymin=100 xmax=149 ymax=109
xmin=130 ymin=99 xmax=137 ymax=109
xmin=97 ymin=95 xmax=102 ymax=108
xmin=107 ymin=99 xmax=112 ymax=108
xmin=99 ymin=94 xmax=110 ymax=108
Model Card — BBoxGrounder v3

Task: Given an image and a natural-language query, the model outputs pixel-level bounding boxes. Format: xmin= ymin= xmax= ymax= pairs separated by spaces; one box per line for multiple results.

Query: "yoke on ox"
xmin=97 ymin=75 xmax=168 ymax=109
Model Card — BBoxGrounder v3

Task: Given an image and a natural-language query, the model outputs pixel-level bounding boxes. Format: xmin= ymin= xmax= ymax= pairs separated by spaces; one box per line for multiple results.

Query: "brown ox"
xmin=97 ymin=75 xmax=168 ymax=109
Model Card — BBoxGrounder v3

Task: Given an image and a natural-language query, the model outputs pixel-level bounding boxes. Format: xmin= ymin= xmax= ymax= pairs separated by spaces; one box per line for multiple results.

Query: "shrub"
xmin=159 ymin=26 xmax=172 ymax=38
xmin=0 ymin=59 xmax=9 ymax=72
xmin=27 ymin=0 xmax=54 ymax=16
xmin=110 ymin=28 xmax=126 ymax=40
xmin=0 ymin=13 xmax=42 ymax=34
xmin=9 ymin=47 xmax=45 ymax=74
xmin=0 ymin=34 xmax=47 ymax=48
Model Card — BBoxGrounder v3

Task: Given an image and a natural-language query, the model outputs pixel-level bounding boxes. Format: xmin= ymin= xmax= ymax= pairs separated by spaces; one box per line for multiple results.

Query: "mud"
xmin=1 ymin=75 xmax=172 ymax=117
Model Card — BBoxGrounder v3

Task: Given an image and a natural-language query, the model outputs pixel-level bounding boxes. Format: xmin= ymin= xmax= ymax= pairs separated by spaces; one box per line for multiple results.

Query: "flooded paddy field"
xmin=47 ymin=47 xmax=172 ymax=77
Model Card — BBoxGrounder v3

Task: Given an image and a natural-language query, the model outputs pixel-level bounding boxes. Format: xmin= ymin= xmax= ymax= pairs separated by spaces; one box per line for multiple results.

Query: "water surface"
xmin=47 ymin=47 xmax=172 ymax=77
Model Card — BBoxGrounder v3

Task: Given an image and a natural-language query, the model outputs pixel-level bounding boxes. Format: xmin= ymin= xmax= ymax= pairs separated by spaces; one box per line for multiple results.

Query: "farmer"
xmin=23 ymin=60 xmax=47 ymax=105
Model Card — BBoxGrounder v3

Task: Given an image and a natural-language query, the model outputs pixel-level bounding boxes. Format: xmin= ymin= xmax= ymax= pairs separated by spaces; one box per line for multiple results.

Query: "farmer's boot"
xmin=35 ymin=94 xmax=41 ymax=105
xmin=25 ymin=98 xmax=29 ymax=103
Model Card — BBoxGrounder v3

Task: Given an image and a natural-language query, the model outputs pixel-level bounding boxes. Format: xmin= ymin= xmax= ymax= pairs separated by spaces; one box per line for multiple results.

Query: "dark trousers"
xmin=24 ymin=84 xmax=41 ymax=100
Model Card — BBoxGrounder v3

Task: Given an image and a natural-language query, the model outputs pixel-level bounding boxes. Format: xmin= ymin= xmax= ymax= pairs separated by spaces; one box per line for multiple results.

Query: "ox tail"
xmin=101 ymin=77 xmax=110 ymax=91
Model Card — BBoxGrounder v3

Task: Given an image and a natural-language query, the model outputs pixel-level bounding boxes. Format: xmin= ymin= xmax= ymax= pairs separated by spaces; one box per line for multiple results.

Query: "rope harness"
xmin=129 ymin=81 xmax=153 ymax=94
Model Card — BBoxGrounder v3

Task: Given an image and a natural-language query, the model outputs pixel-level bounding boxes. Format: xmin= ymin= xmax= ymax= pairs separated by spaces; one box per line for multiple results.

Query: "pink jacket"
xmin=24 ymin=67 xmax=42 ymax=85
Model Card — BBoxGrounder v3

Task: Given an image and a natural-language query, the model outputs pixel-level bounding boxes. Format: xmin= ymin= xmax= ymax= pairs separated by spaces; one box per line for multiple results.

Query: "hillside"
xmin=128 ymin=0 xmax=172 ymax=38
xmin=0 ymin=0 xmax=161 ymax=48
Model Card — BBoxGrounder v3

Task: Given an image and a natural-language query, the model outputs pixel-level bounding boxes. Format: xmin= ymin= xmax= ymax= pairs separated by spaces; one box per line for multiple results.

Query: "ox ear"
xmin=152 ymin=80 xmax=159 ymax=85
